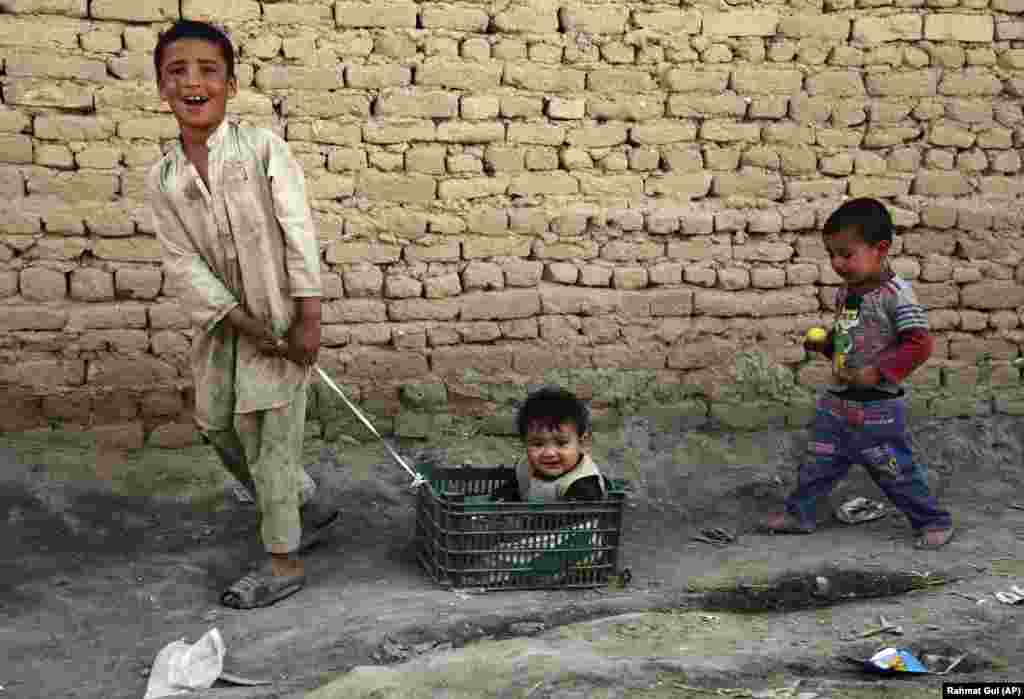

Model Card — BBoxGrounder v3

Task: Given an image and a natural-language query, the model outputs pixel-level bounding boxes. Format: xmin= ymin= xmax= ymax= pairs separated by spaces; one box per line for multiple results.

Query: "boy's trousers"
xmin=197 ymin=324 xmax=311 ymax=555
xmin=196 ymin=317 xmax=315 ymax=554
xmin=785 ymin=392 xmax=952 ymax=533
xmin=205 ymin=382 xmax=307 ymax=554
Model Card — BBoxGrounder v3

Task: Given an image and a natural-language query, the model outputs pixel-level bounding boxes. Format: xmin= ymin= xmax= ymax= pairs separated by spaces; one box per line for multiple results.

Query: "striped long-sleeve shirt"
xmin=826 ymin=274 xmax=934 ymax=395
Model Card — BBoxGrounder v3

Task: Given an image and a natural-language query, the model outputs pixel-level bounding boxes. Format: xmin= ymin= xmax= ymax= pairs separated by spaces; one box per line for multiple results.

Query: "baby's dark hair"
xmin=822 ymin=197 xmax=894 ymax=246
xmin=517 ymin=386 xmax=590 ymax=439
xmin=153 ymin=20 xmax=236 ymax=82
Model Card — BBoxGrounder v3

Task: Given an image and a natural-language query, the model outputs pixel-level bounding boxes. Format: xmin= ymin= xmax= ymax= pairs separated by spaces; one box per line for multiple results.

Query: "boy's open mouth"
xmin=183 ymin=96 xmax=209 ymax=105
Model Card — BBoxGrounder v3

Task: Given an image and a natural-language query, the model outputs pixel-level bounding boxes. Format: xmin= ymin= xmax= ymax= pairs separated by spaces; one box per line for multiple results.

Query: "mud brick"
xmin=607 ymin=266 xmax=643 ymax=290
xmin=20 ymin=267 xmax=67 ymax=301
xmin=703 ymin=10 xmax=779 ymax=37
xmin=140 ymin=390 xmax=185 ymax=418
xmin=460 ymin=289 xmax=540 ymax=321
xmin=0 ymin=359 xmax=86 ymax=389
xmin=387 ymin=298 xmax=459 ymax=322
xmin=91 ymin=390 xmax=140 ymax=423
xmin=590 ymin=343 xmax=666 ymax=370
xmin=92 ymin=0 xmax=176 ymax=20
xmin=422 ymin=274 xmax=462 ymax=300
xmin=0 ymin=395 xmax=46 ymax=431
xmin=88 ymin=357 xmax=178 ymax=387
xmin=346 ymin=348 xmax=429 ymax=381
xmin=115 ymin=266 xmax=161 ymax=299
xmin=649 ymin=289 xmax=694 ymax=316
xmin=431 ymin=345 xmax=513 ymax=375
xmin=68 ymin=303 xmax=147 ymax=330
xmin=695 ymin=288 xmax=819 ymax=317
xmin=634 ymin=9 xmax=700 ymax=32
xmin=510 ymin=341 xmax=594 ymax=373
xmin=42 ymin=392 xmax=92 ymax=423
xmin=70 ymin=268 xmax=115 ymax=301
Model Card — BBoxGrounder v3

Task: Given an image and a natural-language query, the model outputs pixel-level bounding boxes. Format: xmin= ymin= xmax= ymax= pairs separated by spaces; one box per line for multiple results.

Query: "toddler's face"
xmin=824 ymin=226 xmax=890 ymax=289
xmin=525 ymin=421 xmax=585 ymax=479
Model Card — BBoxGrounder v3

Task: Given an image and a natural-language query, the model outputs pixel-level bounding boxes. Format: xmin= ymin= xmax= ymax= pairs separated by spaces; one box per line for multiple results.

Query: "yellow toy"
xmin=805 ymin=327 xmax=828 ymax=344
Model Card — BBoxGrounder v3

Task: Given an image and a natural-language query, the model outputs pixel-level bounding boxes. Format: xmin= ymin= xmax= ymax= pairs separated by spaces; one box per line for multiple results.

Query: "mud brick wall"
xmin=2 ymin=0 xmax=1024 ymax=448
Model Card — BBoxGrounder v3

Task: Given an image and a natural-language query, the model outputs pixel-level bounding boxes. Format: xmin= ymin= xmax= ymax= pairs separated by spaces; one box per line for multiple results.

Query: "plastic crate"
xmin=414 ymin=464 xmax=627 ymax=591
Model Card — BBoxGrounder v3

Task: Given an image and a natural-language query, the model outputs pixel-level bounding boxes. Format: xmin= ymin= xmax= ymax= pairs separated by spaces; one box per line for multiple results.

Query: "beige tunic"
xmin=148 ymin=120 xmax=322 ymax=431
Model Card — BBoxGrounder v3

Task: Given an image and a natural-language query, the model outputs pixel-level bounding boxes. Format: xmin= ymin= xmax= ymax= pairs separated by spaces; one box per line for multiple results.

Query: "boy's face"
xmin=158 ymin=38 xmax=236 ymax=137
xmin=525 ymin=421 xmax=588 ymax=479
xmin=824 ymin=226 xmax=890 ymax=288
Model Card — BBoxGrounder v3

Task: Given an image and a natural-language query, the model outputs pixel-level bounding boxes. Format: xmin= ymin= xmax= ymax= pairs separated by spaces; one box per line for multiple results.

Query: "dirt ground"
xmin=2 ymin=415 xmax=1023 ymax=698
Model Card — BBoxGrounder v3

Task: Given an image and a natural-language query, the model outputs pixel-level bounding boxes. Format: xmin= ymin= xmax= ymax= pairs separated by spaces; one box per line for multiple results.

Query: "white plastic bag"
xmin=143 ymin=628 xmax=225 ymax=699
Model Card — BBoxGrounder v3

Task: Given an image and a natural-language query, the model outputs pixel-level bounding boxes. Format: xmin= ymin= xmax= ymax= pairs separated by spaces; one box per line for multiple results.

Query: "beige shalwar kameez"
xmin=148 ymin=120 xmax=322 ymax=554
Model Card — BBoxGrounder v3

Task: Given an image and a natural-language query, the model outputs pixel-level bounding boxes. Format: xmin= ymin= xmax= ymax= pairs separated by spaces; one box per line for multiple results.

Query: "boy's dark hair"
xmin=822 ymin=197 xmax=894 ymax=246
xmin=153 ymin=20 xmax=236 ymax=82
xmin=517 ymin=386 xmax=590 ymax=439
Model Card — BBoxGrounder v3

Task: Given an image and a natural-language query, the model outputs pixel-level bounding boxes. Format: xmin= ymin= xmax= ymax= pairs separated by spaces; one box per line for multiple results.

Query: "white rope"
xmin=315 ymin=366 xmax=426 ymax=490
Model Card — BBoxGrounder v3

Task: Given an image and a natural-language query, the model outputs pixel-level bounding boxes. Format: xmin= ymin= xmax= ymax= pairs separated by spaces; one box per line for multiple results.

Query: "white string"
xmin=314 ymin=366 xmax=426 ymax=489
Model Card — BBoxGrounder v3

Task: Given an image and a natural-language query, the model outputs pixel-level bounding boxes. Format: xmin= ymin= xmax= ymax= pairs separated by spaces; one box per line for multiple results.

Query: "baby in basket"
xmin=462 ymin=387 xmax=618 ymax=585
xmin=490 ymin=385 xmax=612 ymax=503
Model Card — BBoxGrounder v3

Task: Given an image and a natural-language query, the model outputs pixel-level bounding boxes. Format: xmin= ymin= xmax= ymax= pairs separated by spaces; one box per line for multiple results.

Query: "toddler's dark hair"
xmin=153 ymin=20 xmax=236 ymax=82
xmin=823 ymin=197 xmax=894 ymax=246
xmin=517 ymin=386 xmax=590 ymax=439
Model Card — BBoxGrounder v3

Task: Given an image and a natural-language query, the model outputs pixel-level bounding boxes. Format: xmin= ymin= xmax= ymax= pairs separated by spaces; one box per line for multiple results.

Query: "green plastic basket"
xmin=414 ymin=464 xmax=628 ymax=591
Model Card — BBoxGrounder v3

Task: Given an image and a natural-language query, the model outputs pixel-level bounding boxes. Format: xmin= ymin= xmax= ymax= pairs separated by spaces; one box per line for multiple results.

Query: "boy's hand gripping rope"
xmin=314 ymin=366 xmax=426 ymax=490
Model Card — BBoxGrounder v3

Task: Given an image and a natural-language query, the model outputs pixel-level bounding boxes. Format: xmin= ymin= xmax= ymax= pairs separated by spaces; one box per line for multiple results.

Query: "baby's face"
xmin=525 ymin=421 xmax=585 ymax=479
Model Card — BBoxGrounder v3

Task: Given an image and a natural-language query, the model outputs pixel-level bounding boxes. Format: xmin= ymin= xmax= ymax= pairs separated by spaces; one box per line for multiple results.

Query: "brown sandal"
xmin=221 ymin=567 xmax=305 ymax=609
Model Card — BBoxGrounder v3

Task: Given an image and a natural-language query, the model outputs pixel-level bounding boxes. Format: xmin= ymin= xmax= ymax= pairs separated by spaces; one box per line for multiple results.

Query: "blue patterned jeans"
xmin=785 ymin=393 xmax=952 ymax=532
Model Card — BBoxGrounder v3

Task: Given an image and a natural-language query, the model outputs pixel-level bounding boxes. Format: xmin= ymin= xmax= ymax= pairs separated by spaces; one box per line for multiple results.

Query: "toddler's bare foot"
xmin=913 ymin=527 xmax=954 ymax=550
xmin=758 ymin=511 xmax=814 ymax=534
